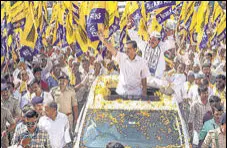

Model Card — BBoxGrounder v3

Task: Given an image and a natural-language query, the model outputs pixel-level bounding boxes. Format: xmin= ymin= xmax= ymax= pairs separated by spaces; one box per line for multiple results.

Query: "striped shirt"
xmin=188 ymin=98 xmax=212 ymax=133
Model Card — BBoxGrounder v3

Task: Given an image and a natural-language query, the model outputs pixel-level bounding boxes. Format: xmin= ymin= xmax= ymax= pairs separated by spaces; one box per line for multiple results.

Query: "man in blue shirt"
xmin=46 ymin=61 xmax=60 ymax=89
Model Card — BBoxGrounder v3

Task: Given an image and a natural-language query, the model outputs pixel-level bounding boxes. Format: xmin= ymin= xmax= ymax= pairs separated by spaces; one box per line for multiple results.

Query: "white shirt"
xmin=114 ymin=52 xmax=150 ymax=96
xmin=38 ymin=112 xmax=71 ymax=148
xmin=169 ymin=73 xmax=186 ymax=103
xmin=20 ymin=91 xmax=32 ymax=109
xmin=31 ymin=91 xmax=53 ymax=104
xmin=188 ymin=84 xmax=199 ymax=104
xmin=42 ymin=58 xmax=53 ymax=81
xmin=181 ymin=82 xmax=195 ymax=99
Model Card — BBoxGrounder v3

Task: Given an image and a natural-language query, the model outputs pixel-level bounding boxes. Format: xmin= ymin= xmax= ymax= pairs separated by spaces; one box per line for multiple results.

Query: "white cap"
xmin=53 ymin=46 xmax=60 ymax=50
xmin=150 ymin=31 xmax=161 ymax=39
xmin=67 ymin=55 xmax=74 ymax=63
xmin=166 ymin=19 xmax=177 ymax=30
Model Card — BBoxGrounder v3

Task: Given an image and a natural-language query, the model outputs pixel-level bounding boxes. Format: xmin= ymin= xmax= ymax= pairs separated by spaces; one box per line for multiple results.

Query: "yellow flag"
xmin=212 ymin=2 xmax=224 ymax=26
xmin=196 ymin=2 xmax=210 ymax=49
xmin=148 ymin=16 xmax=162 ymax=33
xmin=184 ymin=2 xmax=194 ymax=28
xmin=20 ymin=2 xmax=38 ymax=49
xmin=120 ymin=1 xmax=130 ymax=30
xmin=216 ymin=14 xmax=226 ymax=41
xmin=75 ymin=1 xmax=88 ymax=52
xmin=138 ymin=1 xmax=149 ymax=41
xmin=178 ymin=2 xmax=188 ymax=25
xmin=196 ymin=2 xmax=209 ymax=33
xmin=119 ymin=1 xmax=130 ymax=47
xmin=10 ymin=2 xmax=29 ymax=24
xmin=66 ymin=11 xmax=76 ymax=45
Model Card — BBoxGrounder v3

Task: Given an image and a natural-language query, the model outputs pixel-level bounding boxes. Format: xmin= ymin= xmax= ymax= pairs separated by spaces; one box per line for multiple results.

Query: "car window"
xmin=80 ymin=109 xmax=185 ymax=148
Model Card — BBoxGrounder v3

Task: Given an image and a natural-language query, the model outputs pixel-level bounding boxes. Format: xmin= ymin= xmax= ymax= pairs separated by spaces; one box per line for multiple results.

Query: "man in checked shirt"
xmin=188 ymin=85 xmax=212 ymax=147
xmin=14 ymin=110 xmax=51 ymax=148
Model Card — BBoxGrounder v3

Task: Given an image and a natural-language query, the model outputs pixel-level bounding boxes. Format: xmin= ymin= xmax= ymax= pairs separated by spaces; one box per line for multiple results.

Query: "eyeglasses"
xmin=26 ymin=121 xmax=37 ymax=127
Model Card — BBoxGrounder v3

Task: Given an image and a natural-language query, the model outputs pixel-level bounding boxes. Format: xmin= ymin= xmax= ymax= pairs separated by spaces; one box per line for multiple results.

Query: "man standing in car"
xmin=98 ymin=31 xmax=150 ymax=97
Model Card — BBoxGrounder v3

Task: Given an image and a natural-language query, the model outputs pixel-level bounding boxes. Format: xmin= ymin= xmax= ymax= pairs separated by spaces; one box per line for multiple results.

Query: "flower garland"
xmin=89 ymin=75 xmax=177 ymax=111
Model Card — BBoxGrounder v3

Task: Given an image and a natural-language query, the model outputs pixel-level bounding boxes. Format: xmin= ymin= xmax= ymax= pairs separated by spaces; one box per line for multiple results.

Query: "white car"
xmin=74 ymin=75 xmax=190 ymax=148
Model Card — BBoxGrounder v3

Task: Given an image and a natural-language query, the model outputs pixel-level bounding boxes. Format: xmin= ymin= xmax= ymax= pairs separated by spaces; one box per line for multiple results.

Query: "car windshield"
xmin=80 ymin=109 xmax=185 ymax=148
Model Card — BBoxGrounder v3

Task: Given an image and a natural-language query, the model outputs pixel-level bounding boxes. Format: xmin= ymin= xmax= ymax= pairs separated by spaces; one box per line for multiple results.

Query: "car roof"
xmin=87 ymin=75 xmax=177 ymax=111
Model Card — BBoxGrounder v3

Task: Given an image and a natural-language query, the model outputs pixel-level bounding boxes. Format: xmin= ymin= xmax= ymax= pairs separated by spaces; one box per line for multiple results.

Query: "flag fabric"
xmin=74 ymin=1 xmax=89 ymax=54
xmin=20 ymin=2 xmax=38 ymax=49
xmin=211 ymin=1 xmax=224 ymax=28
xmin=216 ymin=14 xmax=226 ymax=42
xmin=107 ymin=1 xmax=120 ymax=38
xmin=119 ymin=2 xmax=130 ymax=51
xmin=196 ymin=1 xmax=210 ymax=49
xmin=183 ymin=2 xmax=195 ymax=31
xmin=138 ymin=1 xmax=149 ymax=41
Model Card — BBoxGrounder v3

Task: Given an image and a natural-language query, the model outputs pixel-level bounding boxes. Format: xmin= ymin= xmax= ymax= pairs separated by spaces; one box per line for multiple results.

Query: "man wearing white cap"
xmin=127 ymin=19 xmax=176 ymax=79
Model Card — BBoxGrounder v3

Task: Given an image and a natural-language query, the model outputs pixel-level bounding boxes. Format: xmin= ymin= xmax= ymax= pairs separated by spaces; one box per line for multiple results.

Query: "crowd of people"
xmin=1 ymin=2 xmax=226 ymax=148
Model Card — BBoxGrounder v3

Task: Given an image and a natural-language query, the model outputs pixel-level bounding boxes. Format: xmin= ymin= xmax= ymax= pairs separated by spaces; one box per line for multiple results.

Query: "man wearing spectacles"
xmin=14 ymin=110 xmax=51 ymax=148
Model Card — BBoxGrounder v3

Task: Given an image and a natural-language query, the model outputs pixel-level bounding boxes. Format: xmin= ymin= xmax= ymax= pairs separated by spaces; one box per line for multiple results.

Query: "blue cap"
xmin=31 ymin=96 xmax=44 ymax=106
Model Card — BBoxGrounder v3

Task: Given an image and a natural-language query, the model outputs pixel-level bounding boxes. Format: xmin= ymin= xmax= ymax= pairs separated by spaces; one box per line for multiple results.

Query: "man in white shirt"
xmin=98 ymin=31 xmax=150 ymax=96
xmin=38 ymin=101 xmax=71 ymax=148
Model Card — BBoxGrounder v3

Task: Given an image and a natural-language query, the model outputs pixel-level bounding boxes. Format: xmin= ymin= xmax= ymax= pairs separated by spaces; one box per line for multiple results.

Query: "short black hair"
xmin=213 ymin=105 xmax=224 ymax=113
xmin=24 ymin=109 xmax=39 ymax=118
xmin=198 ymin=85 xmax=208 ymax=95
xmin=201 ymin=78 xmax=209 ymax=86
xmin=206 ymin=53 xmax=212 ymax=57
xmin=126 ymin=40 xmax=137 ymax=49
xmin=46 ymin=101 xmax=58 ymax=111
xmin=209 ymin=95 xmax=221 ymax=103
xmin=29 ymin=79 xmax=39 ymax=87
xmin=202 ymin=63 xmax=211 ymax=69
xmin=106 ymin=142 xmax=125 ymax=148
xmin=216 ymin=74 xmax=226 ymax=81
xmin=33 ymin=67 xmax=42 ymax=74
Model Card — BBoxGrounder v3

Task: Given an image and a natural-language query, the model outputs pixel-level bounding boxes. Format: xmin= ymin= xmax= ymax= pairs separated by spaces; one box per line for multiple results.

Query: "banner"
xmin=156 ymin=6 xmax=173 ymax=24
xmin=145 ymin=1 xmax=176 ymax=14
xmin=19 ymin=46 xmax=34 ymax=61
